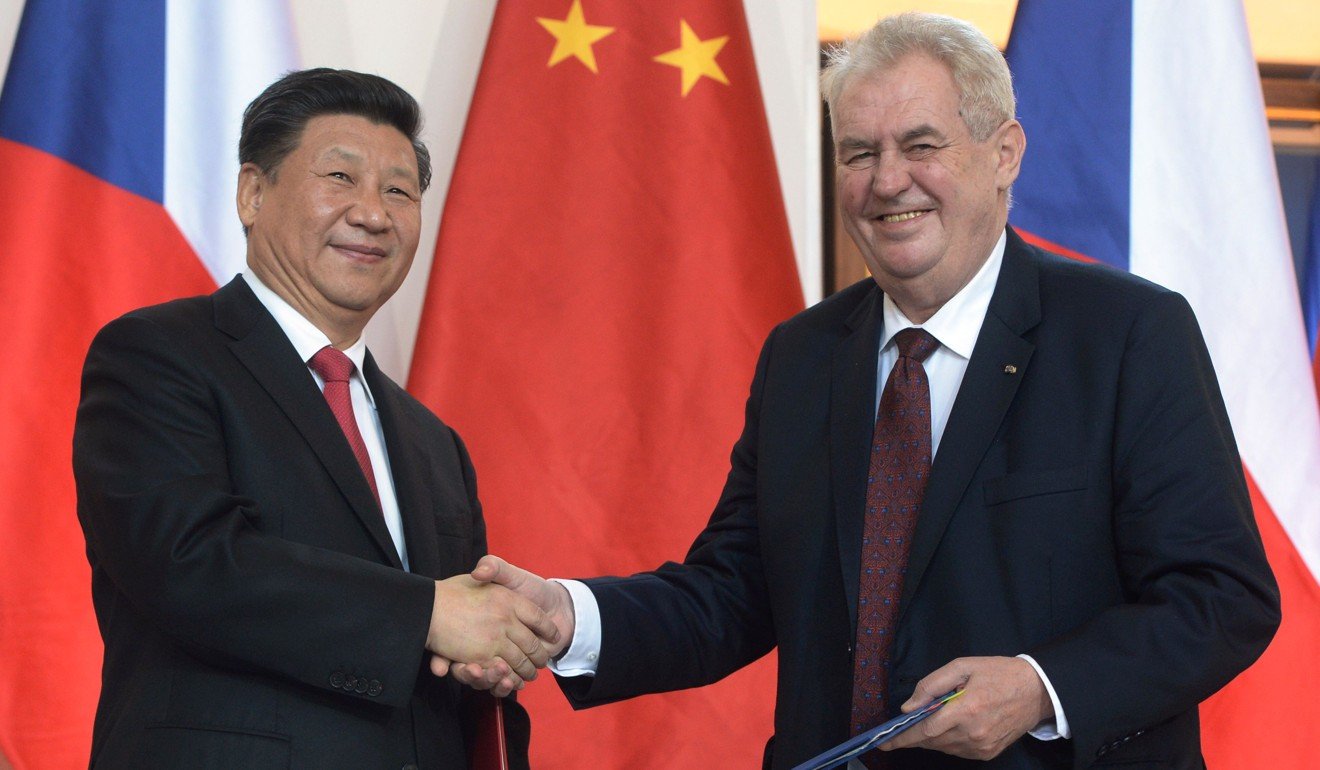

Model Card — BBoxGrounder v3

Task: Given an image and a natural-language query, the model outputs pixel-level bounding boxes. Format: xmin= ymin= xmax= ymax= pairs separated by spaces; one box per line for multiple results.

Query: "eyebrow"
xmin=835 ymin=124 xmax=948 ymax=152
xmin=836 ymin=137 xmax=874 ymax=152
xmin=900 ymin=125 xmax=945 ymax=143
xmin=322 ymin=146 xmax=363 ymax=163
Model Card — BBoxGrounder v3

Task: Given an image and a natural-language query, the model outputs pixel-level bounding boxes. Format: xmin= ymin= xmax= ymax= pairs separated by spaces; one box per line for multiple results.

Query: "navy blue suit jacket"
xmin=560 ymin=229 xmax=1279 ymax=769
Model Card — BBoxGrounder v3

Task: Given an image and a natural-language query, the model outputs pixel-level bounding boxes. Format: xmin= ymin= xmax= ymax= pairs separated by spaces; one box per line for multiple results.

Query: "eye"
xmin=843 ymin=151 xmax=875 ymax=169
xmin=327 ymin=171 xmax=352 ymax=182
xmin=386 ymin=186 xmax=418 ymax=201
xmin=905 ymin=143 xmax=938 ymax=158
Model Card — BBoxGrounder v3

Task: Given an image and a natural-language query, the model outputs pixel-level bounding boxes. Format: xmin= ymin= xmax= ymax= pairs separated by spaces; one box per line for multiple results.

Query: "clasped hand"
xmin=428 ymin=556 xmax=576 ymax=697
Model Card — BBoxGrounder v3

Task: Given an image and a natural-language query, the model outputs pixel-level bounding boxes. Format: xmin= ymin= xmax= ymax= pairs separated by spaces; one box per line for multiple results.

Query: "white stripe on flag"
xmin=165 ymin=0 xmax=298 ymax=284
xmin=1129 ymin=1 xmax=1320 ymax=577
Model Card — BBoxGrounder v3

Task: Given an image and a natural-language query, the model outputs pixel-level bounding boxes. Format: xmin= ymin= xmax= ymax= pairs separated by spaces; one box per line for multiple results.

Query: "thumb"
xmin=430 ymin=655 xmax=451 ymax=678
xmin=902 ymin=660 xmax=969 ymax=712
xmin=471 ymin=554 xmax=508 ymax=585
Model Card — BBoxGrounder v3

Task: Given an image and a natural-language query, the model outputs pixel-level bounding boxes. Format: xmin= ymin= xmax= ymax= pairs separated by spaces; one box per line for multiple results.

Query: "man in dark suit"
xmin=447 ymin=12 xmax=1281 ymax=770
xmin=73 ymin=69 xmax=557 ymax=769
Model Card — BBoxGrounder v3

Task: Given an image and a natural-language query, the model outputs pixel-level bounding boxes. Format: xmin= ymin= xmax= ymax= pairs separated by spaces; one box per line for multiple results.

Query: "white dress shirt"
xmin=550 ymin=231 xmax=1069 ymax=741
xmin=242 ymin=269 xmax=410 ymax=571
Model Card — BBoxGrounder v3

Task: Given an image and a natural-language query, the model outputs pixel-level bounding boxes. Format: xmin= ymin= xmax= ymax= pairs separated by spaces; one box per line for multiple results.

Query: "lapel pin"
xmin=1003 ymin=364 xmax=1018 ymax=374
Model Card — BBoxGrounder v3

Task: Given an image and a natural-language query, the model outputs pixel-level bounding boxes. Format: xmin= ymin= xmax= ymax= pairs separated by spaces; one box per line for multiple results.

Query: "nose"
xmin=345 ymin=187 xmax=389 ymax=233
xmin=870 ymin=151 xmax=912 ymax=200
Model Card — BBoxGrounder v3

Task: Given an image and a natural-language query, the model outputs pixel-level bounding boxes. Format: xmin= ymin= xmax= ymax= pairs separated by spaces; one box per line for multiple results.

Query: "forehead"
xmin=292 ymin=114 xmax=417 ymax=173
xmin=833 ymin=54 xmax=963 ymax=140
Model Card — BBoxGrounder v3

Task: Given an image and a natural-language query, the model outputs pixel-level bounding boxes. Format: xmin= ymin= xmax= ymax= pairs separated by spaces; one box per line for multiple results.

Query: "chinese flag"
xmin=408 ymin=0 xmax=802 ymax=766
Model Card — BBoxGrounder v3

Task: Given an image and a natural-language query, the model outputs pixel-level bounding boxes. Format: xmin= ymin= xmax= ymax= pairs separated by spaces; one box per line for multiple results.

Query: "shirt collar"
xmin=241 ymin=269 xmax=376 ymax=408
xmin=880 ymin=229 xmax=1006 ymax=359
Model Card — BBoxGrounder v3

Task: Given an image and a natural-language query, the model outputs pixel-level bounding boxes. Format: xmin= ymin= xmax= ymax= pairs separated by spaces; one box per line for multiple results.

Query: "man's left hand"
xmin=880 ymin=656 xmax=1052 ymax=761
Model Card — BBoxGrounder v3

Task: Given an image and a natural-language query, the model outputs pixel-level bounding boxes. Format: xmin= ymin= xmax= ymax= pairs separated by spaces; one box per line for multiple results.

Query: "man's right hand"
xmin=436 ymin=556 xmax=577 ymax=696
xmin=427 ymin=573 xmax=560 ymax=685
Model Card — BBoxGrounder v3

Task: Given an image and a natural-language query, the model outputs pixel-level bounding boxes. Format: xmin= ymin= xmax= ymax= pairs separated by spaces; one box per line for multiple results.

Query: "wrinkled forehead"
xmin=831 ymin=56 xmax=964 ymax=141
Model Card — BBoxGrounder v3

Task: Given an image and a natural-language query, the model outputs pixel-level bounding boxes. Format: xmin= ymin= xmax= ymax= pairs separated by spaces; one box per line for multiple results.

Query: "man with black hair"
xmin=73 ymin=68 xmax=555 ymax=769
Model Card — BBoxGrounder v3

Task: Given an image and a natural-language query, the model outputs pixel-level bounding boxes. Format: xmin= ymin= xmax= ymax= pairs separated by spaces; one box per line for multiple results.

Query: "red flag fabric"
xmin=408 ymin=1 xmax=803 ymax=766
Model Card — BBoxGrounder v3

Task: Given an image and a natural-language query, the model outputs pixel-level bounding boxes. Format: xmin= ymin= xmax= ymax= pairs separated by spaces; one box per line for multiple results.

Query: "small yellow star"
xmin=653 ymin=19 xmax=730 ymax=97
xmin=537 ymin=0 xmax=615 ymax=74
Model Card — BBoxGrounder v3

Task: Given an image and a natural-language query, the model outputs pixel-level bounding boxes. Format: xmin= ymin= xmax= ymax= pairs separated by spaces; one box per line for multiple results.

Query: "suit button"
xmin=330 ymin=672 xmax=345 ymax=689
xmin=355 ymin=678 xmax=369 ymax=694
xmin=345 ymin=675 xmax=358 ymax=690
xmin=368 ymin=680 xmax=383 ymax=697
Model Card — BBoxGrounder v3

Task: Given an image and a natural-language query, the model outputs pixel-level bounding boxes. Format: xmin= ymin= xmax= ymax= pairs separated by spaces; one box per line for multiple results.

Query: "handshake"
xmin=426 ymin=555 xmax=574 ymax=697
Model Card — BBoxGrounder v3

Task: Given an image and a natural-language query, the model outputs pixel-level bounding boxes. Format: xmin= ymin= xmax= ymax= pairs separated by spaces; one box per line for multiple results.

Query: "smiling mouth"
xmin=876 ymin=210 xmax=930 ymax=223
xmin=333 ymin=244 xmax=388 ymax=259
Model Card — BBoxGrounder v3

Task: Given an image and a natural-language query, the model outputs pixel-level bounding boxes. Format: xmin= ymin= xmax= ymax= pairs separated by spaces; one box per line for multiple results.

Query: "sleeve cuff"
xmin=547 ymin=579 xmax=601 ymax=677
xmin=1017 ymin=654 xmax=1071 ymax=740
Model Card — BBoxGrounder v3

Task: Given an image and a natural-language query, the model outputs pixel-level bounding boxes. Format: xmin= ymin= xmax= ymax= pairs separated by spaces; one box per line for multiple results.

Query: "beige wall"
xmin=818 ymin=0 xmax=1320 ymax=64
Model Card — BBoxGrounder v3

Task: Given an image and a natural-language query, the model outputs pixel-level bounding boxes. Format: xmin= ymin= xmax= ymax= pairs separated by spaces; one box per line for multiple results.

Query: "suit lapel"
xmin=831 ymin=288 xmax=884 ymax=637
xmin=214 ymin=277 xmax=403 ymax=569
xmin=365 ymin=354 xmax=445 ymax=579
xmin=897 ymin=231 xmax=1041 ymax=620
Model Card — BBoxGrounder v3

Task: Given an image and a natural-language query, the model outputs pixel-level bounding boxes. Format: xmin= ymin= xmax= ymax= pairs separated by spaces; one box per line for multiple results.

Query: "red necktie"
xmin=308 ymin=346 xmax=380 ymax=508
xmin=850 ymin=328 xmax=940 ymax=767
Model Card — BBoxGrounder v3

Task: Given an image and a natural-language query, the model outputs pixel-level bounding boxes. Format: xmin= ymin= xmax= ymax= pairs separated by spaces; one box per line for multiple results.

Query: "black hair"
xmin=239 ymin=68 xmax=431 ymax=192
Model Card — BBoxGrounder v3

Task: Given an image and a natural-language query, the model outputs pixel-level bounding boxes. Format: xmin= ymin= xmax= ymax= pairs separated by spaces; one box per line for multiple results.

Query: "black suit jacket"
xmin=559 ymin=230 xmax=1279 ymax=769
xmin=73 ymin=276 xmax=523 ymax=769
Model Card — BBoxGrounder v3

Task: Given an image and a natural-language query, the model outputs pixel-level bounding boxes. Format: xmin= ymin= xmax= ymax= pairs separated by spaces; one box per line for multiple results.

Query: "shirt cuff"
xmin=547 ymin=579 xmax=601 ymax=677
xmin=1017 ymin=654 xmax=1070 ymax=740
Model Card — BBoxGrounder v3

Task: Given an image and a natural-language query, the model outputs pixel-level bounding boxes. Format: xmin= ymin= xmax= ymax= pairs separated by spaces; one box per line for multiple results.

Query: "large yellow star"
xmin=653 ymin=19 xmax=730 ymax=97
xmin=537 ymin=0 xmax=615 ymax=74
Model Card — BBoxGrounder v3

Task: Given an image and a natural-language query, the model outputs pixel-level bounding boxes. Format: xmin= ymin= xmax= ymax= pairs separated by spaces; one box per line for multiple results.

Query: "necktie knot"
xmin=309 ymin=346 xmax=354 ymax=383
xmin=893 ymin=328 xmax=939 ymax=363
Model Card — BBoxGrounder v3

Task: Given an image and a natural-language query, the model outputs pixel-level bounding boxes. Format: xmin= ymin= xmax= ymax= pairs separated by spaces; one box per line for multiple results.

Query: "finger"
xmin=491 ymin=673 xmax=524 ymax=698
xmin=507 ymin=622 xmax=550 ymax=668
xmin=902 ymin=659 xmax=969 ymax=712
xmin=498 ymin=639 xmax=539 ymax=682
xmin=451 ymin=665 xmax=493 ymax=691
xmin=430 ymin=655 xmax=451 ymax=678
xmin=458 ymin=660 xmax=525 ymax=694
xmin=882 ymin=703 xmax=960 ymax=751
xmin=514 ymin=599 xmax=560 ymax=646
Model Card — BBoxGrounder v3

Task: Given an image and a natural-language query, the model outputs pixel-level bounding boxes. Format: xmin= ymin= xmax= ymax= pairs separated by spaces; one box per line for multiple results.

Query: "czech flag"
xmin=1305 ymin=165 xmax=1320 ymax=400
xmin=1006 ymin=2 xmax=1320 ymax=765
xmin=0 ymin=1 xmax=294 ymax=766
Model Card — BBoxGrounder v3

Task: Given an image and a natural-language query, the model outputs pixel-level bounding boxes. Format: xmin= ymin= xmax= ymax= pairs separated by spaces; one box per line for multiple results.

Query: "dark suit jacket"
xmin=559 ymin=230 xmax=1280 ymax=769
xmin=73 ymin=276 xmax=524 ymax=769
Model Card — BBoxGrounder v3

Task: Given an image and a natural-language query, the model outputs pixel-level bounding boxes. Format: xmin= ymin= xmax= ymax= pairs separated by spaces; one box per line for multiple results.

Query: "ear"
xmin=993 ymin=119 xmax=1026 ymax=191
xmin=236 ymin=163 xmax=266 ymax=230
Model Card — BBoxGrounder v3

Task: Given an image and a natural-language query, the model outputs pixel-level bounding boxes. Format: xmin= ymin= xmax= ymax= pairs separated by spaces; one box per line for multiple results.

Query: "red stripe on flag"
xmin=1014 ymin=228 xmax=1098 ymax=263
xmin=1313 ymin=353 xmax=1320 ymax=406
xmin=409 ymin=2 xmax=801 ymax=766
xmin=0 ymin=138 xmax=216 ymax=769
xmin=1200 ymin=465 xmax=1320 ymax=770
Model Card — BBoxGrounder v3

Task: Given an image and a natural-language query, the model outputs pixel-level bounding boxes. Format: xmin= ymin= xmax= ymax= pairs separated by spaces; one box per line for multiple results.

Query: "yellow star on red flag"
xmin=653 ymin=19 xmax=730 ymax=96
xmin=537 ymin=0 xmax=615 ymax=74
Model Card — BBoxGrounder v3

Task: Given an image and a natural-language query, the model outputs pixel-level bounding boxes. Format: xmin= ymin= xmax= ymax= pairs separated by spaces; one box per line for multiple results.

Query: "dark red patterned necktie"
xmin=308 ymin=346 xmax=380 ymax=508
xmin=850 ymin=328 xmax=940 ymax=768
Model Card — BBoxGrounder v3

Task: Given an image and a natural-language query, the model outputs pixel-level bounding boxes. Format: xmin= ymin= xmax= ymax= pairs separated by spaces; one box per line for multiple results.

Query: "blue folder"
xmin=791 ymin=690 xmax=964 ymax=770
